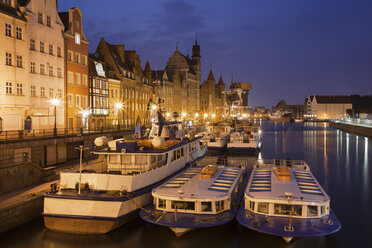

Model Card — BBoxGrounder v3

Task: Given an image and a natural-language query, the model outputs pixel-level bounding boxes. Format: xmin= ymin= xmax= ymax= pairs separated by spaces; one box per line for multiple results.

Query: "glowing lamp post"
xmin=115 ymin=102 xmax=123 ymax=130
xmin=50 ymin=97 xmax=60 ymax=136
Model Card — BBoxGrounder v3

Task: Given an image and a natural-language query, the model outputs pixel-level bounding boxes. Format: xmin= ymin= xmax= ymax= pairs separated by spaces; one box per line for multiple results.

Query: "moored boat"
xmin=140 ymin=164 xmax=248 ymax=237
xmin=43 ymin=118 xmax=207 ymax=234
xmin=205 ymin=121 xmax=232 ymax=152
xmin=236 ymin=159 xmax=341 ymax=243
xmin=227 ymin=124 xmax=262 ymax=154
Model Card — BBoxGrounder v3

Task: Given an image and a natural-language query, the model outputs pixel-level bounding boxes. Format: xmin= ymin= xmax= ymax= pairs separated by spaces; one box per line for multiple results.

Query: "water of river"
xmin=1 ymin=121 xmax=371 ymax=248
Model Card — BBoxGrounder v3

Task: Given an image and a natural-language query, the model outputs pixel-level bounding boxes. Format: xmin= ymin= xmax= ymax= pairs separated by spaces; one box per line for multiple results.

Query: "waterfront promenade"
xmin=329 ymin=118 xmax=372 ymax=138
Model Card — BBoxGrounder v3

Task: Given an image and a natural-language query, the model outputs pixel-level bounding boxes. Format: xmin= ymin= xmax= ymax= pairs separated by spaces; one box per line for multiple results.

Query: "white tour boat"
xmin=205 ymin=121 xmax=232 ymax=152
xmin=140 ymin=164 xmax=248 ymax=237
xmin=43 ymin=118 xmax=207 ymax=234
xmin=236 ymin=159 xmax=341 ymax=243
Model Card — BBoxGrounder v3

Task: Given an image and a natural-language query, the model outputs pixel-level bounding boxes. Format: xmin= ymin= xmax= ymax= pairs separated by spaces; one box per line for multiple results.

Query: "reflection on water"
xmin=1 ymin=121 xmax=371 ymax=248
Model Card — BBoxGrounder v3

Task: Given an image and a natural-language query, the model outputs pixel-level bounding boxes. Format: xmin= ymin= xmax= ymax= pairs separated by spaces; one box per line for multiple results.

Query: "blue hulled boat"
xmin=140 ymin=164 xmax=249 ymax=236
xmin=236 ymin=159 xmax=341 ymax=243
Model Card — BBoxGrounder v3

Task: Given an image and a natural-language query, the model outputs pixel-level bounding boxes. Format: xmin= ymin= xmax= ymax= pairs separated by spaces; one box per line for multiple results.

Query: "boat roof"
xmin=93 ymin=136 xmax=202 ymax=154
xmin=153 ymin=166 xmax=243 ymax=200
xmin=246 ymin=166 xmax=329 ymax=203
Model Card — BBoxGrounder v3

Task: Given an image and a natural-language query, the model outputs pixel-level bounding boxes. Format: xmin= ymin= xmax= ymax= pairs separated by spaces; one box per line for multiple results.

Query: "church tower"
xmin=191 ymin=36 xmax=201 ymax=81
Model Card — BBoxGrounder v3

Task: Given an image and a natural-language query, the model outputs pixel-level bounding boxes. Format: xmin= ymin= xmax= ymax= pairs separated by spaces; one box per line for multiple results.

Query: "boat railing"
xmin=256 ymin=159 xmax=309 ymax=170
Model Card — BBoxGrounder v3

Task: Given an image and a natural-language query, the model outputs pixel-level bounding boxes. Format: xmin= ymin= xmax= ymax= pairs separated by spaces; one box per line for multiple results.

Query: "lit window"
xmin=82 ymin=55 xmax=86 ymax=65
xmin=67 ymin=71 xmax=73 ymax=84
xmin=76 ymin=95 xmax=81 ymax=107
xmin=82 ymin=74 xmax=88 ymax=86
xmin=67 ymin=94 xmax=73 ymax=107
xmin=75 ymin=33 xmax=80 ymax=44
xmin=75 ymin=73 xmax=81 ymax=85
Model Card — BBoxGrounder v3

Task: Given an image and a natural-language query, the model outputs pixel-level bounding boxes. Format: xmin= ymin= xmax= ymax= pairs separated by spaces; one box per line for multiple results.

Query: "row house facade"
xmin=59 ymin=7 xmax=89 ymax=130
xmin=23 ymin=0 xmax=65 ymax=130
xmin=93 ymin=38 xmax=152 ymax=128
xmin=0 ymin=0 xmax=29 ymax=130
xmin=305 ymin=95 xmax=352 ymax=120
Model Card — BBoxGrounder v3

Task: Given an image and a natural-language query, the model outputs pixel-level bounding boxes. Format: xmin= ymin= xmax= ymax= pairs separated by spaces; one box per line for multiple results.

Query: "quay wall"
xmin=329 ymin=122 xmax=372 ymax=138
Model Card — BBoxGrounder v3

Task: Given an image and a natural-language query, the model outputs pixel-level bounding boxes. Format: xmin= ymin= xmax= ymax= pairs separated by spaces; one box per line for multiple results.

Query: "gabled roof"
xmin=1 ymin=1 xmax=27 ymax=21
xmin=314 ymin=95 xmax=352 ymax=104
xmin=58 ymin=12 xmax=69 ymax=31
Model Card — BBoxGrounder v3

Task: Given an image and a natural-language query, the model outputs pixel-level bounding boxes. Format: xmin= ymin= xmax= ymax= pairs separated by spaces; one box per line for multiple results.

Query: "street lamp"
xmin=115 ymin=102 xmax=123 ymax=129
xmin=50 ymin=97 xmax=60 ymax=136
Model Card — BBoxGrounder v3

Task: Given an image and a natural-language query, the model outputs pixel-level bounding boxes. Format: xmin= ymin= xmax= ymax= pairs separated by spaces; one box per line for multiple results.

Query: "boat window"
xmin=257 ymin=202 xmax=269 ymax=214
xmin=122 ymin=155 xmax=131 ymax=164
xmin=321 ymin=206 xmax=325 ymax=216
xmin=307 ymin=205 xmax=318 ymax=217
xmin=150 ymin=155 xmax=156 ymax=164
xmin=201 ymin=202 xmax=212 ymax=212
xmin=172 ymin=151 xmax=176 ymax=162
xmin=177 ymin=149 xmax=181 ymax=159
xmin=274 ymin=204 xmax=302 ymax=216
xmin=181 ymin=148 xmax=184 ymax=157
xmin=216 ymin=200 xmax=225 ymax=212
xmin=135 ymin=155 xmax=147 ymax=165
xmin=158 ymin=198 xmax=166 ymax=209
xmin=109 ymin=155 xmax=119 ymax=163
xmin=171 ymin=201 xmax=195 ymax=211
xmin=248 ymin=201 xmax=255 ymax=211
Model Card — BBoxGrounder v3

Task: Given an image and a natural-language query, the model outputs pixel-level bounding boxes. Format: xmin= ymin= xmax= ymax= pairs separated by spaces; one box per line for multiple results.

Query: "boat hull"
xmin=236 ymin=203 xmax=341 ymax=239
xmin=227 ymin=146 xmax=261 ymax=155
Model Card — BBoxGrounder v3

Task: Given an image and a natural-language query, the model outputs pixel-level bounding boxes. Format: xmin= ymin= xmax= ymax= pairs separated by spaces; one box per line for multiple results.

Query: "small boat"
xmin=205 ymin=121 xmax=232 ymax=152
xmin=43 ymin=113 xmax=207 ymax=234
xmin=227 ymin=124 xmax=262 ymax=154
xmin=236 ymin=159 xmax=341 ymax=243
xmin=269 ymin=111 xmax=294 ymax=122
xmin=140 ymin=164 xmax=248 ymax=237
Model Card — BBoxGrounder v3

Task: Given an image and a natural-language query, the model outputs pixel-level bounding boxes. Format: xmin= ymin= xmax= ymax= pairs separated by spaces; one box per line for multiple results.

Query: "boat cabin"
xmin=152 ymin=166 xmax=243 ymax=214
xmin=245 ymin=159 xmax=330 ymax=219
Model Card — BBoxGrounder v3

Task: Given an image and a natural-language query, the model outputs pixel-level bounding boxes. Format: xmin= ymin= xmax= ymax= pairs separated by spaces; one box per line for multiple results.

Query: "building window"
xmin=40 ymin=86 xmax=45 ymax=97
xmin=57 ymin=47 xmax=62 ymax=57
xmin=75 ymin=53 xmax=80 ymax=63
xmin=47 ymin=16 xmax=51 ymax=27
xmin=82 ymin=55 xmax=86 ymax=65
xmin=49 ymin=88 xmax=54 ymax=98
xmin=67 ymin=71 xmax=73 ymax=84
xmin=40 ymin=64 xmax=45 ymax=75
xmin=76 ymin=95 xmax=81 ymax=107
xmin=6 ymin=82 xmax=12 ymax=94
xmin=57 ymin=67 xmax=62 ymax=78
xmin=75 ymin=73 xmax=81 ymax=85
xmin=82 ymin=96 xmax=87 ymax=108
xmin=49 ymin=44 xmax=53 ymax=55
xmin=16 ymin=27 xmax=22 ymax=40
xmin=82 ymin=74 xmax=87 ymax=86
xmin=67 ymin=51 xmax=72 ymax=61
xmin=16 ymin=83 xmax=23 ymax=95
xmin=40 ymin=41 xmax=45 ymax=53
xmin=16 ymin=55 xmax=22 ymax=68
xmin=5 ymin=23 xmax=11 ymax=37
xmin=67 ymin=94 xmax=73 ymax=107
xmin=38 ymin=13 xmax=43 ymax=24
xmin=30 ymin=39 xmax=35 ymax=50
xmin=6 ymin=52 xmax=12 ymax=66
xmin=30 ymin=85 xmax=36 ymax=96
xmin=57 ymin=89 xmax=63 ymax=98
xmin=30 ymin=62 xmax=36 ymax=73
xmin=49 ymin=66 xmax=54 ymax=76
xmin=75 ymin=33 xmax=80 ymax=45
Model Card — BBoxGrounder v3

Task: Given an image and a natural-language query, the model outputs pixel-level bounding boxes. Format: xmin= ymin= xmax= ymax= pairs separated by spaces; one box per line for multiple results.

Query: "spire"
xmin=195 ymin=33 xmax=198 ymax=45
xmin=207 ymin=70 xmax=215 ymax=82
xmin=144 ymin=61 xmax=151 ymax=72
xmin=218 ymin=75 xmax=224 ymax=85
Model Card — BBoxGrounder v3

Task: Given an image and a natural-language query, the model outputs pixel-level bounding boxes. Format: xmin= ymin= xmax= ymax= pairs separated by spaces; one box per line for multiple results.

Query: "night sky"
xmin=58 ymin=0 xmax=372 ymax=108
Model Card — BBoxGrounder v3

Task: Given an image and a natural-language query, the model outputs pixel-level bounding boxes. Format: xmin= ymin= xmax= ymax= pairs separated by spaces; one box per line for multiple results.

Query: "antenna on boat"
xmin=75 ymin=145 xmax=89 ymax=195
